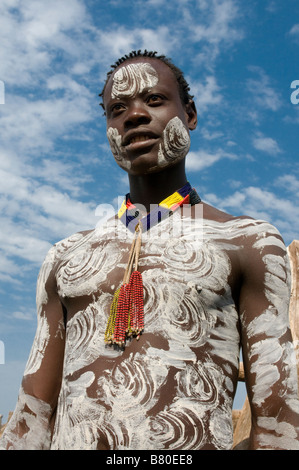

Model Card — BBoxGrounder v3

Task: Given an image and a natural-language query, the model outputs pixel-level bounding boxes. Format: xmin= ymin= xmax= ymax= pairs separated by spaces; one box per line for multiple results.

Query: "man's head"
xmin=100 ymin=50 xmax=194 ymax=109
xmin=100 ymin=50 xmax=197 ymax=176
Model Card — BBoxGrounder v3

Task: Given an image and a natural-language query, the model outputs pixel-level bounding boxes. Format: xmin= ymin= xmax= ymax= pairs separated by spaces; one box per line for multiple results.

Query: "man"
xmin=1 ymin=50 xmax=299 ymax=450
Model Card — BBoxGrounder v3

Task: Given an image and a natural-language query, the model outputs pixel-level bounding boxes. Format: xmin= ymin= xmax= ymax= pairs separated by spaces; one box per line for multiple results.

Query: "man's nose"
xmin=124 ymin=102 xmax=151 ymax=128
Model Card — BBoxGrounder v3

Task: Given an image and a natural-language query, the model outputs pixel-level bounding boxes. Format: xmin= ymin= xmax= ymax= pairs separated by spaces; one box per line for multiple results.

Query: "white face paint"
xmin=108 ymin=62 xmax=158 ymax=171
xmin=107 ymin=127 xmax=131 ymax=171
xmin=107 ymin=117 xmax=190 ymax=172
xmin=111 ymin=63 xmax=158 ymax=99
xmin=107 ymin=62 xmax=190 ymax=172
xmin=158 ymin=116 xmax=190 ymax=167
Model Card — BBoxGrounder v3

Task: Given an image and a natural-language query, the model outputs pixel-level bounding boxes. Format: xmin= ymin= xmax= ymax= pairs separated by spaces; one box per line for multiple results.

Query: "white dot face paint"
xmin=111 ymin=63 xmax=158 ymax=99
xmin=158 ymin=116 xmax=190 ymax=167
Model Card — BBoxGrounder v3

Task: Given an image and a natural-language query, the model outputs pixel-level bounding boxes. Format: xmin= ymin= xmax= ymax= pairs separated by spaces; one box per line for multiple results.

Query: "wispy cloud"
xmin=276 ymin=174 xmax=299 ymax=193
xmin=289 ymin=23 xmax=299 ymax=41
xmin=190 ymin=75 xmax=223 ymax=112
xmin=96 ymin=25 xmax=177 ymax=63
xmin=246 ymin=66 xmax=282 ymax=112
xmin=0 ymin=0 xmax=92 ymax=86
xmin=204 ymin=176 xmax=299 ymax=245
xmin=252 ymin=133 xmax=282 ymax=155
xmin=186 ymin=148 xmax=237 ymax=171
xmin=187 ymin=0 xmax=244 ymax=68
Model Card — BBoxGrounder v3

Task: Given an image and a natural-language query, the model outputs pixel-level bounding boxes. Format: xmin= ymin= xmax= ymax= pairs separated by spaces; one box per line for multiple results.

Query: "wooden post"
xmin=288 ymin=240 xmax=299 ymax=389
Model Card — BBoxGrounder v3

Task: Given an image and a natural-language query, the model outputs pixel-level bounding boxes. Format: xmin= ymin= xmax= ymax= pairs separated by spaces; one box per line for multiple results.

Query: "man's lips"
xmin=122 ymin=131 xmax=159 ymax=147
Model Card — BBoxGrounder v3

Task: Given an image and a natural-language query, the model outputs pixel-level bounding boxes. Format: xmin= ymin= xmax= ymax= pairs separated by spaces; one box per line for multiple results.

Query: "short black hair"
xmin=99 ymin=49 xmax=194 ymax=110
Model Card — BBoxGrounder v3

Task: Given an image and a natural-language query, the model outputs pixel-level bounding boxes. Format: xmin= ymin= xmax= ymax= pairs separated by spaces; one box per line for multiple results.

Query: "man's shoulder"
xmin=43 ymin=228 xmax=96 ymax=264
xmin=200 ymin=202 xmax=285 ymax=246
xmin=200 ymin=201 xmax=253 ymax=224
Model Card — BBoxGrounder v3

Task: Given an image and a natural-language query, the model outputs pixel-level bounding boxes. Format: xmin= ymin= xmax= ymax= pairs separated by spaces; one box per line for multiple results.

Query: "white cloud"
xmin=204 ymin=182 xmax=299 ymax=245
xmin=188 ymin=0 xmax=244 ymax=67
xmin=0 ymin=153 xmax=98 ymax=277
xmin=0 ymin=90 xmax=94 ymax=155
xmin=190 ymin=0 xmax=241 ymax=43
xmin=289 ymin=24 xmax=299 ymax=39
xmin=0 ymin=0 xmax=92 ymax=86
xmin=12 ymin=310 xmax=35 ymax=321
xmin=190 ymin=75 xmax=223 ymax=112
xmin=200 ymin=128 xmax=224 ymax=140
xmin=0 ymin=253 xmax=22 ymax=283
xmin=276 ymin=174 xmax=299 ymax=193
xmin=0 ymin=1 xmax=106 ymax=284
xmin=186 ymin=149 xmax=237 ymax=171
xmin=246 ymin=66 xmax=282 ymax=112
xmin=252 ymin=134 xmax=282 ymax=155
xmin=97 ymin=25 xmax=177 ymax=64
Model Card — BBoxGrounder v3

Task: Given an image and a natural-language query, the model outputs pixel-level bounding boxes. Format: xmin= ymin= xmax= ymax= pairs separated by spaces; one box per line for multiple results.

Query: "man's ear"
xmin=185 ymin=100 xmax=198 ymax=131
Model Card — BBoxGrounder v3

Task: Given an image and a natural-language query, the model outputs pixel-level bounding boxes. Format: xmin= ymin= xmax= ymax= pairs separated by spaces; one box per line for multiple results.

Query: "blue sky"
xmin=0 ymin=0 xmax=298 ymax=421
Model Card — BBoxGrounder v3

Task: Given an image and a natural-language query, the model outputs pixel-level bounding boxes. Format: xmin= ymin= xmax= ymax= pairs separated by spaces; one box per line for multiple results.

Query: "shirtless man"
xmin=1 ymin=50 xmax=299 ymax=450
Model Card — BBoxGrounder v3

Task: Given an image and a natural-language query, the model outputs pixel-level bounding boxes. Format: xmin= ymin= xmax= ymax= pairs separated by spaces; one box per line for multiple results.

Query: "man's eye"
xmin=111 ymin=103 xmax=125 ymax=114
xmin=147 ymin=94 xmax=164 ymax=105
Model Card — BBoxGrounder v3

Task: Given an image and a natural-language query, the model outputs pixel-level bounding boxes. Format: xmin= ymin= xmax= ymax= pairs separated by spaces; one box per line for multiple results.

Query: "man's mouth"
xmin=130 ymin=135 xmax=153 ymax=144
xmin=123 ymin=132 xmax=159 ymax=147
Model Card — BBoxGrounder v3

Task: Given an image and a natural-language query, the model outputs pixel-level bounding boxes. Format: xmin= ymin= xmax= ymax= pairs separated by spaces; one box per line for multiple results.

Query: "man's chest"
xmin=55 ymin=230 xmax=236 ymax=317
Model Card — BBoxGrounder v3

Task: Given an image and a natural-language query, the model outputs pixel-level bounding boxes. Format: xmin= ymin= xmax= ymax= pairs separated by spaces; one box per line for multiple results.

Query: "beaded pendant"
xmin=104 ymin=224 xmax=144 ymax=346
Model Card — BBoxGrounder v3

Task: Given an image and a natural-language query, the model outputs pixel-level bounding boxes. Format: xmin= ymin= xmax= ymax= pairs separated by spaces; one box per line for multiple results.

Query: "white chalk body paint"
xmin=0 ymin=388 xmax=52 ymax=450
xmin=3 ymin=213 xmax=297 ymax=450
xmin=107 ymin=127 xmax=131 ymax=171
xmin=107 ymin=62 xmax=190 ymax=172
xmin=111 ymin=63 xmax=158 ymax=99
xmin=107 ymin=116 xmax=190 ymax=172
xmin=49 ymin=215 xmax=255 ymax=449
xmin=158 ymin=116 xmax=190 ymax=166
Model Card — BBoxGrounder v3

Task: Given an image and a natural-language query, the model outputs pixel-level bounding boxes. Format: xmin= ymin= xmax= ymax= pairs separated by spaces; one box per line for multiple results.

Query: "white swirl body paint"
xmin=0 ymin=388 xmax=52 ymax=450
xmin=3 ymin=213 xmax=297 ymax=450
xmin=107 ymin=127 xmax=130 ymax=170
xmin=111 ymin=63 xmax=158 ymax=99
xmin=48 ymin=215 xmax=266 ymax=450
xmin=158 ymin=116 xmax=190 ymax=166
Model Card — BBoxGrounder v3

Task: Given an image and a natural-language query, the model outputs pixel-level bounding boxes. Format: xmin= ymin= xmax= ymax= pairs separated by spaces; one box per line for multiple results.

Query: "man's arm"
xmin=0 ymin=246 xmax=66 ymax=450
xmin=239 ymin=225 xmax=299 ymax=450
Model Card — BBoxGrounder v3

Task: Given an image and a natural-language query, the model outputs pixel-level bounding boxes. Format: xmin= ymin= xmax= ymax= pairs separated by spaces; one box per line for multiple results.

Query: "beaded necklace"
xmin=104 ymin=182 xmax=201 ymax=347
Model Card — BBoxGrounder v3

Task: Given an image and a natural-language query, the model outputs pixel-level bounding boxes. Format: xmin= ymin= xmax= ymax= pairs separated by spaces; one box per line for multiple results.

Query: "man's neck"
xmin=128 ymin=161 xmax=188 ymax=212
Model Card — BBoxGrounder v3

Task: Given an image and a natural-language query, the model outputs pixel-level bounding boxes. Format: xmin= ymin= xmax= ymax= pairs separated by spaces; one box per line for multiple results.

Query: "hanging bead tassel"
xmin=104 ymin=286 xmax=121 ymax=344
xmin=127 ymin=270 xmax=144 ymax=339
xmin=105 ymin=224 xmax=144 ymax=346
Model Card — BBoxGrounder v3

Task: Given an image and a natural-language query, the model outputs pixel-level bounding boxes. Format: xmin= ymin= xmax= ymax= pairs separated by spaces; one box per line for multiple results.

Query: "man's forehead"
xmin=111 ymin=57 xmax=163 ymax=80
xmin=104 ymin=58 xmax=176 ymax=102
xmin=110 ymin=61 xmax=159 ymax=99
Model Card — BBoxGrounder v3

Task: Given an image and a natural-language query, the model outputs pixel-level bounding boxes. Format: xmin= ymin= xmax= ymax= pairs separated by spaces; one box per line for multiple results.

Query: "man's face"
xmin=103 ymin=58 xmax=196 ymax=175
